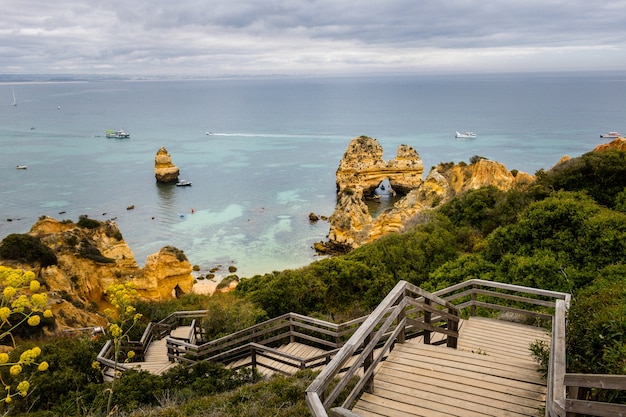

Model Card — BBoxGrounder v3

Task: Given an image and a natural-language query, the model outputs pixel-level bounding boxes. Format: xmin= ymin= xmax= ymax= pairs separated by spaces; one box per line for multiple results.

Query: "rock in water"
xmin=154 ymin=146 xmax=180 ymax=183
xmin=322 ymin=136 xmax=531 ymax=253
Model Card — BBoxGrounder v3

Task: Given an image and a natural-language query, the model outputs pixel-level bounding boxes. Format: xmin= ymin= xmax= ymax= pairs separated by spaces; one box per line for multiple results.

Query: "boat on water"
xmin=11 ymin=87 xmax=17 ymax=107
xmin=600 ymin=131 xmax=622 ymax=139
xmin=16 ymin=165 xmax=27 ymax=169
xmin=455 ymin=131 xmax=477 ymax=138
xmin=105 ymin=129 xmax=130 ymax=138
xmin=176 ymin=180 xmax=192 ymax=187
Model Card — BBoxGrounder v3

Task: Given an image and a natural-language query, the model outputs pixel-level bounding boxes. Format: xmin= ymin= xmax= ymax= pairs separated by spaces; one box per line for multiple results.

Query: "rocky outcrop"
xmin=136 ymin=247 xmax=194 ymax=300
xmin=2 ymin=217 xmax=194 ymax=331
xmin=336 ymin=136 xmax=424 ymax=196
xmin=322 ymin=137 xmax=532 ymax=252
xmin=154 ymin=146 xmax=180 ymax=183
xmin=593 ymin=137 xmax=626 ymax=152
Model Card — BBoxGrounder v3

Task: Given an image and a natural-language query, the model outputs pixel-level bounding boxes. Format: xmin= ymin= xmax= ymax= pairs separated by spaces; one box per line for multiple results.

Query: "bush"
xmin=0 ymin=234 xmax=57 ymax=267
xmin=77 ymin=215 xmax=101 ymax=229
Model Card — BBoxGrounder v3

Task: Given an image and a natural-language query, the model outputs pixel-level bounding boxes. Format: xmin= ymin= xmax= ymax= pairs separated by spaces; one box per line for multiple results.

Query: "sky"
xmin=2 ymin=0 xmax=626 ymax=77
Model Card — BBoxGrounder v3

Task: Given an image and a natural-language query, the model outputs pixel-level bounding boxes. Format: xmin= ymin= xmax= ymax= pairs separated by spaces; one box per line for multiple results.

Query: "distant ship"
xmin=105 ymin=129 xmax=130 ymax=138
xmin=600 ymin=131 xmax=622 ymax=139
xmin=455 ymin=131 xmax=477 ymax=138
xmin=11 ymin=87 xmax=16 ymax=106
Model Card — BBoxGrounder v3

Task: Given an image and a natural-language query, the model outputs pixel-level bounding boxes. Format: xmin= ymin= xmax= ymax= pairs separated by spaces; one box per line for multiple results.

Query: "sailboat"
xmin=11 ymin=87 xmax=17 ymax=106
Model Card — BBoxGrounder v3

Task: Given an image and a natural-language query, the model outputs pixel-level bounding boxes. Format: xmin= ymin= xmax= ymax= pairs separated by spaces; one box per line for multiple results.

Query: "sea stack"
xmin=154 ymin=146 xmax=180 ymax=183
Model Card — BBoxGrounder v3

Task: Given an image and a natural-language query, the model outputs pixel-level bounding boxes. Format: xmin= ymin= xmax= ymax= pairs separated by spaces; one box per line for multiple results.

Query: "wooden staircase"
xmin=352 ymin=317 xmax=550 ymax=417
xmin=125 ymin=325 xmax=192 ymax=375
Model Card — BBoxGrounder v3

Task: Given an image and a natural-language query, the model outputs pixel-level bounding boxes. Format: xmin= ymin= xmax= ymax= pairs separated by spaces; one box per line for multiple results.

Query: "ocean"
xmin=1 ymin=72 xmax=625 ymax=278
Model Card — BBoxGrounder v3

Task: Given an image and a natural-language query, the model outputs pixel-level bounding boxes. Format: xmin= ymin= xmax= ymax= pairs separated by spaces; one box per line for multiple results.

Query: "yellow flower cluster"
xmin=0 ymin=266 xmax=52 ymax=402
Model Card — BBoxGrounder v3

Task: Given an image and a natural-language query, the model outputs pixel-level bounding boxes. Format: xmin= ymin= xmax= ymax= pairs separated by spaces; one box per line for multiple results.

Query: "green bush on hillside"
xmin=0 ymin=234 xmax=58 ymax=267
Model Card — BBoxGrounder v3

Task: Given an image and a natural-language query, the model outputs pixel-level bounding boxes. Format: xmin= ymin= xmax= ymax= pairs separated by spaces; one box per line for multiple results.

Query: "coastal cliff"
xmin=323 ymin=136 xmax=533 ymax=252
xmin=0 ymin=217 xmax=194 ymax=331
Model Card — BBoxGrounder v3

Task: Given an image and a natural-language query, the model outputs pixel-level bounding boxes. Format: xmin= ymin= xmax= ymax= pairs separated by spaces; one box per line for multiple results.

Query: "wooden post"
xmin=447 ymin=308 xmax=458 ymax=349
xmin=471 ymin=284 xmax=477 ymax=316
xmin=364 ymin=334 xmax=374 ymax=393
xmin=251 ymin=348 xmax=257 ymax=371
xmin=424 ymin=299 xmax=432 ymax=345
xmin=398 ymin=304 xmax=406 ymax=345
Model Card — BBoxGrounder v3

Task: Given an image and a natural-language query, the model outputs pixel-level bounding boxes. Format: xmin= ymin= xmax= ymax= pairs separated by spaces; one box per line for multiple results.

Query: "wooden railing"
xmin=96 ymin=278 xmax=626 ymax=416
xmin=546 ymin=300 xmax=626 ymax=417
xmin=307 ymin=279 xmax=626 ymax=417
xmin=96 ymin=310 xmax=208 ymax=378
xmin=306 ymin=281 xmax=460 ymax=417
xmin=164 ymin=312 xmax=368 ymax=372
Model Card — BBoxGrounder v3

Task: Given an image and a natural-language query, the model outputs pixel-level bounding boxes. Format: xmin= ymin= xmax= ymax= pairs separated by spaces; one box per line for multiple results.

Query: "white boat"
xmin=176 ymin=180 xmax=192 ymax=186
xmin=11 ymin=87 xmax=16 ymax=106
xmin=455 ymin=131 xmax=477 ymax=138
xmin=16 ymin=165 xmax=27 ymax=169
xmin=105 ymin=129 xmax=130 ymax=138
xmin=600 ymin=131 xmax=622 ymax=139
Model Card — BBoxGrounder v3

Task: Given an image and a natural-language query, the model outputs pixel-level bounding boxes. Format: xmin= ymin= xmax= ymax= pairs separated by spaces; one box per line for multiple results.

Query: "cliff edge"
xmin=322 ymin=136 xmax=533 ymax=253
xmin=0 ymin=217 xmax=194 ymax=331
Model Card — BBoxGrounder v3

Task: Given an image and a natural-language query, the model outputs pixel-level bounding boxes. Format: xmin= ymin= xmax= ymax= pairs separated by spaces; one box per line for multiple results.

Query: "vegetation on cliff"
xmin=2 ymin=148 xmax=626 ymax=415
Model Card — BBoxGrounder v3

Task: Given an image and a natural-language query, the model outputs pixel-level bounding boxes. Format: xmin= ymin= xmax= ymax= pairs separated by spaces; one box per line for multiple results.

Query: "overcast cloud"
xmin=2 ymin=0 xmax=626 ymax=77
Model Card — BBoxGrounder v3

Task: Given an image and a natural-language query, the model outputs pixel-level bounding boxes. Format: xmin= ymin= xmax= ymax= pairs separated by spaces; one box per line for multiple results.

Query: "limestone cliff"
xmin=593 ymin=137 xmax=626 ymax=152
xmin=1 ymin=217 xmax=193 ymax=331
xmin=323 ymin=137 xmax=532 ymax=252
xmin=154 ymin=146 xmax=180 ymax=183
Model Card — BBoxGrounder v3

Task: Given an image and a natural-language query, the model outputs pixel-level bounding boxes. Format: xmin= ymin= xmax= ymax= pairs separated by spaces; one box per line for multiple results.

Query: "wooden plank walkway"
xmin=126 ymin=326 xmax=192 ymax=375
xmin=227 ymin=342 xmax=329 ymax=377
xmin=353 ymin=317 xmax=550 ymax=417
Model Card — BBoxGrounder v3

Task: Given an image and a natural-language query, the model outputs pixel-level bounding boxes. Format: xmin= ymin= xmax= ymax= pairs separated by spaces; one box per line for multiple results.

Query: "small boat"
xmin=105 ymin=129 xmax=130 ymax=138
xmin=206 ymin=131 xmax=213 ymax=135
xmin=455 ymin=131 xmax=477 ymax=138
xmin=176 ymin=180 xmax=192 ymax=187
xmin=600 ymin=131 xmax=622 ymax=139
xmin=11 ymin=87 xmax=17 ymax=106
xmin=16 ymin=165 xmax=27 ymax=169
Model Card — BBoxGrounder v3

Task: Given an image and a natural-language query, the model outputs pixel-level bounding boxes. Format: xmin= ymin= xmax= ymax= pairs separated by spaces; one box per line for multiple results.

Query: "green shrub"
xmin=0 ymin=234 xmax=58 ymax=267
xmin=77 ymin=215 xmax=101 ymax=229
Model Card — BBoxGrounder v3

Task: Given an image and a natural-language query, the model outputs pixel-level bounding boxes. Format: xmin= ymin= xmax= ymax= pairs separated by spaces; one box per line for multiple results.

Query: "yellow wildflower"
xmin=9 ymin=364 xmax=22 ymax=376
xmin=109 ymin=324 xmax=122 ymax=338
xmin=27 ymin=315 xmax=41 ymax=326
xmin=92 ymin=361 xmax=101 ymax=370
xmin=4 ymin=396 xmax=11 ymax=404
xmin=16 ymin=381 xmax=29 ymax=397
xmin=43 ymin=309 xmax=53 ymax=318
xmin=38 ymin=361 xmax=49 ymax=371
xmin=0 ymin=353 xmax=9 ymax=364
xmin=29 ymin=280 xmax=41 ymax=292
xmin=0 ymin=307 xmax=11 ymax=321
xmin=20 ymin=349 xmax=37 ymax=365
xmin=11 ymin=295 xmax=30 ymax=313
xmin=3 ymin=286 xmax=16 ymax=300
xmin=31 ymin=293 xmax=47 ymax=309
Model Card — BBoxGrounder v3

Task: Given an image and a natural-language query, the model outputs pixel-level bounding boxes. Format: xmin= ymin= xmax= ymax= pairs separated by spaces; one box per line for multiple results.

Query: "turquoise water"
xmin=1 ymin=73 xmax=625 ymax=277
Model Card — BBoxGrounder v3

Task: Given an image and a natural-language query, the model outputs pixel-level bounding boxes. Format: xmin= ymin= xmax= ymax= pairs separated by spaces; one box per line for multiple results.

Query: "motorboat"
xmin=455 ymin=131 xmax=477 ymax=138
xmin=176 ymin=180 xmax=192 ymax=187
xmin=105 ymin=129 xmax=130 ymax=138
xmin=600 ymin=132 xmax=622 ymax=139
xmin=16 ymin=165 xmax=27 ymax=169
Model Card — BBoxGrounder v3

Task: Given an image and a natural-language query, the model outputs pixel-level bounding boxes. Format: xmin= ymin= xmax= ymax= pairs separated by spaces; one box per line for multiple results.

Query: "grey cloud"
xmin=1 ymin=0 xmax=625 ymax=75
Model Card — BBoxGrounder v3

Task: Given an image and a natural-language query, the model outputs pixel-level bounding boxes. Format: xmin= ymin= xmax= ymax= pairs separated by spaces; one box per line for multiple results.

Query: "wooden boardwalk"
xmin=352 ymin=317 xmax=550 ymax=417
xmin=227 ymin=342 xmax=329 ymax=376
xmin=126 ymin=326 xmax=192 ymax=375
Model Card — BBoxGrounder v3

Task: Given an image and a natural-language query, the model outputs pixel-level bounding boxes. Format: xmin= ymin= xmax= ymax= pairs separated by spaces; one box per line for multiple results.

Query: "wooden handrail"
xmin=306 ymin=281 xmax=460 ymax=416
